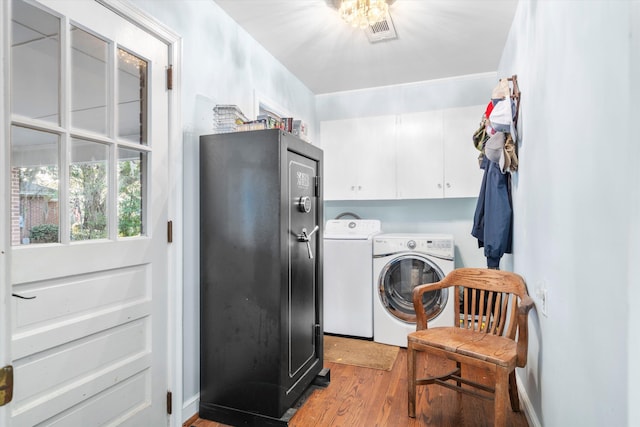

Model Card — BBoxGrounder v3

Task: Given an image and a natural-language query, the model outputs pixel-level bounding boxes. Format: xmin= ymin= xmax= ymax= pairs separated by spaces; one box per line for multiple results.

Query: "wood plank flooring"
xmin=186 ymin=348 xmax=529 ymax=427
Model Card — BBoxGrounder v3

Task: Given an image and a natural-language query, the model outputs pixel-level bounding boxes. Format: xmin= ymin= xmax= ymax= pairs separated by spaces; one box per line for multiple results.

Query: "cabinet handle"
xmin=446 ymin=182 xmax=451 ymax=188
xmin=438 ymin=183 xmax=442 ymax=189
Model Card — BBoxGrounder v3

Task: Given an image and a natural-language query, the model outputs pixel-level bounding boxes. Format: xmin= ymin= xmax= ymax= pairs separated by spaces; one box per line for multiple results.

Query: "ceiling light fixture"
xmin=339 ymin=0 xmax=389 ymax=29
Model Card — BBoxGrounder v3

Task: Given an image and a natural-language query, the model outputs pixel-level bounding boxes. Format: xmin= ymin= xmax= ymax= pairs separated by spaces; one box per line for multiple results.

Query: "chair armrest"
xmin=516 ymin=295 xmax=535 ymax=367
xmin=412 ymin=281 xmax=450 ymax=330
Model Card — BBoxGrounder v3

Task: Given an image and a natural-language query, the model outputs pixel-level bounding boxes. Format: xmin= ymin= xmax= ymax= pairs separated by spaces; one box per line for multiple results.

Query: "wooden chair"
xmin=407 ymin=268 xmax=534 ymax=427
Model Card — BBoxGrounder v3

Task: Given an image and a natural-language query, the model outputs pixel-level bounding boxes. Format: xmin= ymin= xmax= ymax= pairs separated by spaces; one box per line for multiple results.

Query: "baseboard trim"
xmin=516 ymin=374 xmax=541 ymax=427
xmin=182 ymin=412 xmax=199 ymax=427
xmin=182 ymin=393 xmax=200 ymax=426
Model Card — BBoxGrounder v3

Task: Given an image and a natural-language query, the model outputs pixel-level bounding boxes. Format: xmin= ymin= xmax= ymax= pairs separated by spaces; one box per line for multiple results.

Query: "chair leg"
xmin=407 ymin=343 xmax=417 ymax=418
xmin=494 ymin=367 xmax=509 ymax=427
xmin=508 ymin=370 xmax=520 ymax=412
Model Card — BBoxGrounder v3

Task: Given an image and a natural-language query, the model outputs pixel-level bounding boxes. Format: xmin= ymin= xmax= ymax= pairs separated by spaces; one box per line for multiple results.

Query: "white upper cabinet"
xmin=320 ymin=115 xmax=396 ymax=200
xmin=320 ymin=105 xmax=485 ymax=201
xmin=395 ymin=110 xmax=444 ymax=199
xmin=442 ymin=105 xmax=485 ymax=198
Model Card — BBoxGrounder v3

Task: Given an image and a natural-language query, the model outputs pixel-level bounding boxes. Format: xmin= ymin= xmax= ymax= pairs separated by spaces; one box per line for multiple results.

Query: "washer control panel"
xmin=324 ymin=219 xmax=382 ymax=240
xmin=373 ymin=233 xmax=454 ymax=259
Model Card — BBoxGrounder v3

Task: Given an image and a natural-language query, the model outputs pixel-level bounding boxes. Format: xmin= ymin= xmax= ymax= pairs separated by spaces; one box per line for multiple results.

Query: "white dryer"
xmin=323 ymin=219 xmax=381 ymax=338
xmin=372 ymin=233 xmax=455 ymax=347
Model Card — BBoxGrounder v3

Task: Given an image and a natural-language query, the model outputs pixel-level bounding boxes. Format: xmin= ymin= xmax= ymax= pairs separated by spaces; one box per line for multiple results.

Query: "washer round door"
xmin=378 ymin=254 xmax=448 ymax=324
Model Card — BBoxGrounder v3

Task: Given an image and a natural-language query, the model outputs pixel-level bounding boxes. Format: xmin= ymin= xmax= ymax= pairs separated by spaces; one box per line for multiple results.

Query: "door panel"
xmin=8 ymin=1 xmax=169 ymax=426
xmin=12 ymin=262 xmax=149 ymax=358
xmin=287 ymin=152 xmax=318 ymax=382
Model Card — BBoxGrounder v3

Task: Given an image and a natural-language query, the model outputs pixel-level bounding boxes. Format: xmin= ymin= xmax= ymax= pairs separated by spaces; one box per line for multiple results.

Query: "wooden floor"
xmin=187 ymin=348 xmax=529 ymax=427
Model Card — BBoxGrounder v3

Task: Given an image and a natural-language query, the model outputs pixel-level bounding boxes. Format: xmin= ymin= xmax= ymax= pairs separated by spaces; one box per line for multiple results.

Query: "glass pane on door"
xmin=117 ymin=49 xmax=147 ymax=144
xmin=118 ymin=147 xmax=146 ymax=237
xmin=70 ymin=139 xmax=108 ymax=240
xmin=11 ymin=0 xmax=60 ymax=124
xmin=11 ymin=126 xmax=60 ymax=245
xmin=71 ymin=26 xmax=108 ymax=134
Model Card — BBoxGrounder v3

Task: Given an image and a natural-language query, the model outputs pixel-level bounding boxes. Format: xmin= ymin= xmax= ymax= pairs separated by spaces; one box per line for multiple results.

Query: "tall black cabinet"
xmin=199 ymin=129 xmax=326 ymax=426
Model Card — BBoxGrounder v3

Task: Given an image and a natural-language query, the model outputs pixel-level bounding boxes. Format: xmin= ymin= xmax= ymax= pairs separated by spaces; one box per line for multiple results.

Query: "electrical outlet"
xmin=536 ymin=282 xmax=548 ymax=317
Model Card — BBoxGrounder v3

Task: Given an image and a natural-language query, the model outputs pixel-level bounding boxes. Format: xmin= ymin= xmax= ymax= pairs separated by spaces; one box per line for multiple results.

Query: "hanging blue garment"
xmin=471 ymin=156 xmax=513 ymax=268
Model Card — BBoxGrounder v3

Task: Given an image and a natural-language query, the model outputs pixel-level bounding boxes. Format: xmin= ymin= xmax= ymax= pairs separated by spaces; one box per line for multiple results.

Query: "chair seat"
xmin=408 ymin=327 xmax=517 ymax=368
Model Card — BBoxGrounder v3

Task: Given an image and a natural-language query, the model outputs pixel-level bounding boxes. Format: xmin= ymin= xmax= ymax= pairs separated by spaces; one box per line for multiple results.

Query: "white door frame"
xmin=0 ymin=0 xmax=183 ymax=425
xmin=1 ymin=1 xmax=11 ymax=426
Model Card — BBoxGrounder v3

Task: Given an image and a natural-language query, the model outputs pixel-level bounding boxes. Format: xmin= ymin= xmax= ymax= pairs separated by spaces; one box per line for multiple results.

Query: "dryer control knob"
xmin=407 ymin=240 xmax=417 ymax=250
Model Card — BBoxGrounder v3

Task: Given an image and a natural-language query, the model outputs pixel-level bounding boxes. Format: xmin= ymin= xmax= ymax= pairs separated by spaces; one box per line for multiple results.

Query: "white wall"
xmin=127 ymin=0 xmax=317 ymax=420
xmin=317 ymin=74 xmax=507 ymax=270
xmin=629 ymin=4 xmax=640 ymax=425
xmin=499 ymin=1 xmax=633 ymax=426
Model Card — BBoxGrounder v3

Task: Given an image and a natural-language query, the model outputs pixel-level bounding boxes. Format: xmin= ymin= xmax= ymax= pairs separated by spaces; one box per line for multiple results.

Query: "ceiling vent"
xmin=365 ymin=10 xmax=397 ymax=43
xmin=326 ymin=0 xmax=398 ymax=43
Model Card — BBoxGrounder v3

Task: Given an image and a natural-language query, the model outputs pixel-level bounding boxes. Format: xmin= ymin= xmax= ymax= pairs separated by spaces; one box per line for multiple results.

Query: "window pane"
xmin=70 ymin=140 xmax=108 ymax=241
xmin=71 ymin=26 xmax=108 ymax=134
xmin=11 ymin=0 xmax=60 ymax=124
xmin=118 ymin=49 xmax=147 ymax=144
xmin=118 ymin=148 xmax=146 ymax=237
xmin=11 ymin=126 xmax=60 ymax=245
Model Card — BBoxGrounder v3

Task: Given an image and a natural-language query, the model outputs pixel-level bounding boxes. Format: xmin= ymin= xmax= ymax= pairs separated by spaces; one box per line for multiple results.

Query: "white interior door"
xmin=6 ymin=0 xmax=170 ymax=425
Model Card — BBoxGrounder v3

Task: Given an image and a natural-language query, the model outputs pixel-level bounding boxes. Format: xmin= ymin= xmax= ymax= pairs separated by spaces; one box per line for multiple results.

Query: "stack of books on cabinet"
xmin=212 ymin=104 xmax=308 ymax=142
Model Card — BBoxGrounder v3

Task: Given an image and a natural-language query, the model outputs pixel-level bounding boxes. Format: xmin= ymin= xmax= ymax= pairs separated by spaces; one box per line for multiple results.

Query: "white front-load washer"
xmin=323 ymin=219 xmax=382 ymax=338
xmin=373 ymin=233 xmax=455 ymax=347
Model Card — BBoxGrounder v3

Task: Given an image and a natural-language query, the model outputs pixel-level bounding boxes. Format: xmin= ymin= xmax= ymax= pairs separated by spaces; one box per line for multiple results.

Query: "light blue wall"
xmin=121 ymin=2 xmax=639 ymax=425
xmin=317 ymin=74 xmax=507 ymax=271
xmin=499 ymin=1 xmax=634 ymax=426
xmin=325 ymin=199 xmax=486 ymax=269
xmin=128 ymin=0 xmax=317 ymax=418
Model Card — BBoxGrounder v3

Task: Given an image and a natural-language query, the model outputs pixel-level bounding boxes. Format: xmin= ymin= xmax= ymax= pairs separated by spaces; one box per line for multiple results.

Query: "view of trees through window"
xmin=118 ymin=154 xmax=143 ymax=238
xmin=70 ymin=140 xmax=108 ymax=241
xmin=12 ymin=151 xmax=143 ymax=245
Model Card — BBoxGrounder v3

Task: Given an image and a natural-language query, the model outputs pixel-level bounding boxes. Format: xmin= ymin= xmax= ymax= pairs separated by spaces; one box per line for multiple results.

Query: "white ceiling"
xmin=212 ymin=0 xmax=518 ymax=94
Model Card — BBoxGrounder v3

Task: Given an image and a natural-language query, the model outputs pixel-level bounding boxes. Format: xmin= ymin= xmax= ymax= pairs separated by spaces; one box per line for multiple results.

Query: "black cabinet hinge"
xmin=167 ymin=220 xmax=173 ymax=243
xmin=166 ymin=390 xmax=172 ymax=414
xmin=314 ymin=176 xmax=321 ymax=198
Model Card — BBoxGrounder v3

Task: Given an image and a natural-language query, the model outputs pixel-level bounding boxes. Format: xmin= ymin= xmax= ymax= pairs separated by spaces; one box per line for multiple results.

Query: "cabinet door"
xmin=320 ymin=116 xmax=396 ymax=200
xmin=320 ymin=119 xmax=359 ymax=200
xmin=352 ymin=115 xmax=396 ymax=200
xmin=442 ymin=105 xmax=485 ymax=198
xmin=396 ymin=111 xmax=444 ymax=199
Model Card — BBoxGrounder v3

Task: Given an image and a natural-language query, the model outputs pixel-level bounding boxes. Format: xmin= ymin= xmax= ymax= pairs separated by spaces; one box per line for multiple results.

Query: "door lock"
xmin=297 ymin=225 xmax=319 ymax=259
